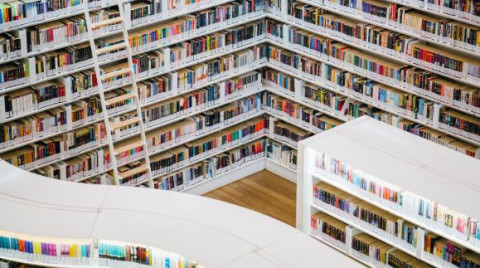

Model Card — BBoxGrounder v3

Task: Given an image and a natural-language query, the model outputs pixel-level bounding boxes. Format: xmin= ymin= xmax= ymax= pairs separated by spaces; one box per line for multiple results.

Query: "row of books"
xmin=176 ymin=45 xmax=266 ymax=92
xmin=262 ymin=92 xmax=343 ymax=133
xmin=0 ymin=32 xmax=22 ymax=61
xmin=262 ymin=68 xmax=296 ymax=96
xmin=289 ymin=1 xmax=480 ymax=53
xmin=324 ymin=64 xmax=435 ymax=122
xmin=0 ymin=16 xmax=87 ymax=62
xmin=0 ymin=95 xmax=109 ymax=151
xmin=311 ymin=212 xmax=347 ymax=249
xmin=3 ymin=92 xmax=294 ymax=183
xmin=0 ymin=82 xmax=67 ymax=121
xmin=282 ymin=23 xmax=480 ymax=83
xmin=398 ymin=119 xmax=480 ymax=157
xmin=127 ymin=0 xmax=264 ymax=54
xmin=145 ymin=93 xmax=260 ymax=153
xmin=0 ymin=238 xmax=198 ymax=268
xmin=312 ymin=181 xmax=480 ymax=268
xmin=319 ymin=0 xmax=480 ymax=40
xmin=128 ymin=0 xmax=263 ymax=28
xmin=129 ymin=19 xmax=266 ymax=82
xmin=32 ymin=44 xmax=93 ymax=79
xmin=0 ymin=44 xmax=93 ymax=90
xmin=0 ymin=122 xmax=107 ymax=171
xmin=155 ymin=138 xmax=266 ymax=191
xmin=314 ymin=152 xmax=480 ymax=246
xmin=266 ymin=44 xmax=480 ymax=157
xmin=265 ymin=37 xmax=480 ymax=144
xmin=424 ymin=232 xmax=480 ymax=267
xmin=352 ymin=233 xmax=425 ymax=267
xmin=149 ymin=116 xmax=268 ymax=177
xmin=0 ymin=75 xmax=262 ymax=172
xmin=114 ymin=136 xmax=146 ymax=168
xmin=225 ymin=71 xmax=262 ymax=98
xmin=0 ymin=231 xmax=90 ymax=264
xmin=266 ymin=140 xmax=298 ymax=170
xmin=214 ymin=138 xmax=266 ymax=175
xmin=168 ymin=20 xmax=265 ymax=66
xmin=24 ymin=16 xmax=88 ymax=53
xmin=0 ymin=0 xmax=85 ymax=31
xmin=313 ymin=181 xmax=405 ymax=245
xmin=98 ymin=242 xmax=152 ymax=265
xmin=142 ymin=85 xmax=222 ymax=128
xmin=33 ymin=148 xmax=111 ymax=182
xmin=137 ymin=75 xmax=171 ymax=104
xmin=0 ymin=95 xmax=103 ymax=143
xmin=264 ymin=20 xmax=480 ymax=117
xmin=0 ymin=41 xmax=265 ymax=149
xmin=273 ymin=121 xmax=312 ymax=147
xmin=4 ymin=18 xmax=253 ymax=93
xmin=310 ymin=212 xmax=430 ymax=268
xmin=0 ymin=64 xmax=257 ymax=154
xmin=302 ymin=83 xmax=352 ymax=119
xmin=97 ymin=240 xmax=200 ymax=267
xmin=154 ymin=161 xmax=210 ymax=191
xmin=117 ymin=160 xmax=149 ymax=186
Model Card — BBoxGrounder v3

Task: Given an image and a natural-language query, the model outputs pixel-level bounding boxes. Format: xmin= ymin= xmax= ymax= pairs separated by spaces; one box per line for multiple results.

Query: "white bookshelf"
xmin=0 ymin=160 xmax=367 ymax=268
xmin=0 ymin=0 xmax=479 ymax=222
xmin=297 ymin=116 xmax=480 ymax=268
xmin=1 ymin=0 xmax=480 ymax=266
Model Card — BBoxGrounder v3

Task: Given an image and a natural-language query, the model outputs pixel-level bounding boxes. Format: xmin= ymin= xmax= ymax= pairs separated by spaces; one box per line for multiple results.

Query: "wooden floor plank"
xmin=203 ymin=170 xmax=296 ymax=226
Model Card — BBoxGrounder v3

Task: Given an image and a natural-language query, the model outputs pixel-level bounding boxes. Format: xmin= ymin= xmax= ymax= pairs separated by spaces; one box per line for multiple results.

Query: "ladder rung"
xmin=119 ymin=165 xmax=148 ymax=179
xmin=115 ymin=140 xmax=144 ymax=154
xmin=96 ymin=43 xmax=127 ymax=54
xmin=102 ymin=68 xmax=131 ymax=80
xmin=92 ymin=17 xmax=123 ymax=29
xmin=105 ymin=92 xmax=136 ymax=106
xmin=110 ymin=117 xmax=141 ymax=130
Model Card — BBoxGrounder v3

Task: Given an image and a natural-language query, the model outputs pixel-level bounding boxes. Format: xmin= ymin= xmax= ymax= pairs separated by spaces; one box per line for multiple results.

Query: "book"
xmin=266 ymin=140 xmax=297 ymax=170
xmin=351 ymin=233 xmax=391 ymax=264
xmin=388 ymin=249 xmax=432 ymax=268
xmin=117 ymin=160 xmax=149 ymax=185
xmin=114 ymin=137 xmax=145 ymax=166
xmin=311 ymin=212 xmax=347 ymax=244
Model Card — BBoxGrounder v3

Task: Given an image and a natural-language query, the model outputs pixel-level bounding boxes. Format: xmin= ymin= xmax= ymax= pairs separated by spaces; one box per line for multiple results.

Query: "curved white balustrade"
xmin=0 ymin=160 xmax=365 ymax=268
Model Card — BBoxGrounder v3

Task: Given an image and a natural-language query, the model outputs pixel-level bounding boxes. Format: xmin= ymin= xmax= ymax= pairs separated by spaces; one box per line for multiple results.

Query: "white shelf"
xmin=296 ymin=0 xmax=480 ymax=59
xmin=1 ymin=2 xmax=480 ymax=267
xmin=182 ymin=157 xmax=266 ymax=195
xmin=297 ymin=116 xmax=480 ymax=268
xmin=2 ymin=0 xmax=480 ymax=187
xmin=265 ymin=38 xmax=480 ymax=148
xmin=273 ymin=13 xmax=480 ymax=117
xmin=0 ymin=160 xmax=367 ymax=268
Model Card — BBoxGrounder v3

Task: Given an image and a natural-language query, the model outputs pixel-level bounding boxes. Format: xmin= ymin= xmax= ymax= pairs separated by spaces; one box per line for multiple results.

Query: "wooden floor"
xmin=203 ymin=170 xmax=296 ymax=226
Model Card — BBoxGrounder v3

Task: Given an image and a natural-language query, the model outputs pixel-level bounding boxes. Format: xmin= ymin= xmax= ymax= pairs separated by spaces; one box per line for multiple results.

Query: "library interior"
xmin=0 ymin=0 xmax=479 ymax=267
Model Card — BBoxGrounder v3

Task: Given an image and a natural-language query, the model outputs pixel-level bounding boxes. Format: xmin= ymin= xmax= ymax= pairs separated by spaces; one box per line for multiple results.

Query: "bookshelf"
xmin=297 ymin=116 xmax=480 ymax=268
xmin=1 ymin=0 xmax=480 ymax=226
xmin=0 ymin=160 xmax=367 ymax=268
xmin=2 ymin=1 xmax=480 ymax=266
